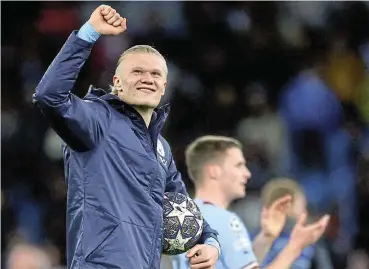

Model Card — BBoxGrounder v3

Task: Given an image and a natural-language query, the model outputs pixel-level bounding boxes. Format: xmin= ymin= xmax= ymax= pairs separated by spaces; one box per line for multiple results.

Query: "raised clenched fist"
xmin=89 ymin=5 xmax=127 ymax=36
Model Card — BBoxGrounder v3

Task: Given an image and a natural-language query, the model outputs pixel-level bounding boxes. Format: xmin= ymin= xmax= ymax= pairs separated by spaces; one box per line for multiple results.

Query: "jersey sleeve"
xmin=171 ymin=254 xmax=190 ymax=269
xmin=217 ymin=213 xmax=259 ymax=269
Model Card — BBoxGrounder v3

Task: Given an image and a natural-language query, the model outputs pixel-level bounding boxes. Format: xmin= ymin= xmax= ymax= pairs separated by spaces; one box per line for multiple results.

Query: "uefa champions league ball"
xmin=162 ymin=192 xmax=204 ymax=255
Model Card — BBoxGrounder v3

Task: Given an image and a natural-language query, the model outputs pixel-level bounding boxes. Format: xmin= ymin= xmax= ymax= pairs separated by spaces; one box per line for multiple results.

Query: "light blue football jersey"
xmin=171 ymin=198 xmax=259 ymax=269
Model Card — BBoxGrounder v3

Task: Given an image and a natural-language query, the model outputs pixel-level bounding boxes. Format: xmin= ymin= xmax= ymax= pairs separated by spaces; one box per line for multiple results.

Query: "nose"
xmin=140 ymin=72 xmax=154 ymax=84
xmin=244 ymin=166 xmax=252 ymax=181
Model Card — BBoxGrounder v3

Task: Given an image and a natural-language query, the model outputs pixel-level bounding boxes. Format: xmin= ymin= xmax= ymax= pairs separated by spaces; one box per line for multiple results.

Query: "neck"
xmin=195 ymin=186 xmax=231 ymax=209
xmin=133 ymin=106 xmax=154 ymax=127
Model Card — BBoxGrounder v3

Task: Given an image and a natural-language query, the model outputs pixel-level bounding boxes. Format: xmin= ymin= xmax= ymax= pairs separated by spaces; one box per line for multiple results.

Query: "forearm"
xmin=33 ymin=23 xmax=97 ymax=108
xmin=263 ymin=242 xmax=301 ymax=269
xmin=32 ymin=22 xmax=108 ymax=150
xmin=252 ymin=232 xmax=274 ymax=263
xmin=200 ymin=219 xmax=219 ymax=243
xmin=200 ymin=221 xmax=221 ymax=257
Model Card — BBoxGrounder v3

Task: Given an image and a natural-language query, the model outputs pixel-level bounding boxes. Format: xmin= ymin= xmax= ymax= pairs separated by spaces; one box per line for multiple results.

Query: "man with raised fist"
xmin=33 ymin=5 xmax=220 ymax=269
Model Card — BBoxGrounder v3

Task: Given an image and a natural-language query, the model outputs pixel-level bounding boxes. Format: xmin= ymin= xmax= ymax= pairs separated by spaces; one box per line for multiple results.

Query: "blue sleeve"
xmin=165 ymin=154 xmax=220 ymax=251
xmin=33 ymin=30 xmax=110 ymax=152
xmin=77 ymin=21 xmax=101 ymax=43
xmin=262 ymin=236 xmax=316 ymax=269
xmin=214 ymin=213 xmax=259 ymax=269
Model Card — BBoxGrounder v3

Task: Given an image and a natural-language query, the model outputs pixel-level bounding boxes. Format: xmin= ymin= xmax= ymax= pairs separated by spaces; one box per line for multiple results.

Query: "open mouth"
xmin=137 ymin=88 xmax=155 ymax=93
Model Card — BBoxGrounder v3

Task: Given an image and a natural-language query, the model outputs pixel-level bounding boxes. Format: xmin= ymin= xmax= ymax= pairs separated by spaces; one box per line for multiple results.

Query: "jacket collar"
xmin=83 ymin=85 xmax=171 ymax=131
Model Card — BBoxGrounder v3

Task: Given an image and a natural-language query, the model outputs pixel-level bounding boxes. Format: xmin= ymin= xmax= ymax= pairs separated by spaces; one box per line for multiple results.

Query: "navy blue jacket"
xmin=33 ymin=31 xmax=219 ymax=269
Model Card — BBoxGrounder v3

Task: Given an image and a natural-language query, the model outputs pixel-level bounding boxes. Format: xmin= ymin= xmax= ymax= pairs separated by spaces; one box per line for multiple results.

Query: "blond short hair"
xmin=111 ymin=45 xmax=168 ymax=95
xmin=185 ymin=135 xmax=242 ymax=183
xmin=261 ymin=178 xmax=303 ymax=207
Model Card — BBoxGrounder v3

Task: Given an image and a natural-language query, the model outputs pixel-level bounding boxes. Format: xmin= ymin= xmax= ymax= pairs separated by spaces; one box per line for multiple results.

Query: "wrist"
xmin=77 ymin=21 xmax=101 ymax=43
xmin=257 ymin=230 xmax=276 ymax=245
xmin=285 ymin=240 xmax=304 ymax=257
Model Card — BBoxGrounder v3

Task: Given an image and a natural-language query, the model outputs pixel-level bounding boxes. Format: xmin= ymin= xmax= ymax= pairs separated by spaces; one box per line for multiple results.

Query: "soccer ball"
xmin=162 ymin=192 xmax=204 ymax=255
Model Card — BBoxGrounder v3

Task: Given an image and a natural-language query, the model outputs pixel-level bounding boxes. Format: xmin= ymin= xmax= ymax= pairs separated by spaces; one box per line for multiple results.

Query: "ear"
xmin=205 ymin=164 xmax=221 ymax=180
xmin=113 ymin=75 xmax=121 ymax=87
xmin=161 ymin=81 xmax=167 ymax=96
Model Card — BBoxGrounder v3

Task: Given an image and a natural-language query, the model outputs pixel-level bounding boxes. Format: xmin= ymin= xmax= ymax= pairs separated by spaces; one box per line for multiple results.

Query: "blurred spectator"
xmin=323 ymin=33 xmax=366 ymax=102
xmin=326 ymin=104 xmax=369 ymax=265
xmin=355 ymin=75 xmax=369 ymax=124
xmin=43 ymin=242 xmax=65 ymax=269
xmin=6 ymin=243 xmax=52 ymax=269
xmin=6 ymin=183 xmax=46 ymax=244
xmin=346 ymin=250 xmax=369 ymax=269
xmin=355 ymin=42 xmax=369 ymax=124
xmin=1 ymin=189 xmax=16 ymax=265
xmin=278 ymin=46 xmax=344 ymax=216
xmin=259 ymin=178 xmax=333 ymax=269
xmin=279 ymin=53 xmax=343 ymax=136
xmin=236 ymin=82 xmax=288 ymax=189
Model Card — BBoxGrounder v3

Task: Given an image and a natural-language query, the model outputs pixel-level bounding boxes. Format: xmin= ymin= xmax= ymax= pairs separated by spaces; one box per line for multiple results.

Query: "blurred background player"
xmin=172 ymin=135 xmax=330 ymax=269
xmin=260 ymin=178 xmax=334 ymax=269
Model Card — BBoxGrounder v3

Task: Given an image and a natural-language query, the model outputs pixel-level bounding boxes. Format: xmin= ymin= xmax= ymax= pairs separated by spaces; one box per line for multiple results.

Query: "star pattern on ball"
xmin=166 ymin=200 xmax=191 ymax=225
xmin=181 ymin=216 xmax=200 ymax=239
xmin=166 ymin=230 xmax=188 ymax=253
xmin=163 ymin=198 xmax=174 ymax=216
xmin=162 ymin=192 xmax=204 ymax=255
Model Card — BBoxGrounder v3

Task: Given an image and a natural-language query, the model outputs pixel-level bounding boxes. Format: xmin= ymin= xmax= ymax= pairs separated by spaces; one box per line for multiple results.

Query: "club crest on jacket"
xmin=157 ymin=139 xmax=167 ymax=166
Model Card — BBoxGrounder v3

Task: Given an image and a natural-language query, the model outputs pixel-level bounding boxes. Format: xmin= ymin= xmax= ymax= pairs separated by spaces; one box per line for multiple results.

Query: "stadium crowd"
xmin=2 ymin=1 xmax=369 ymax=269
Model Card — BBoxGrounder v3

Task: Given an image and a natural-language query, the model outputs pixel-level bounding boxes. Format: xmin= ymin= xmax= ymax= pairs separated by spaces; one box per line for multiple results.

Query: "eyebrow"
xmin=132 ymin=66 xmax=163 ymax=73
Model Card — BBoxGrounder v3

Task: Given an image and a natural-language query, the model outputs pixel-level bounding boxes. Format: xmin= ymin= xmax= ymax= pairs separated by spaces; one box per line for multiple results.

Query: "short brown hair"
xmin=261 ymin=178 xmax=303 ymax=207
xmin=185 ymin=135 xmax=242 ymax=183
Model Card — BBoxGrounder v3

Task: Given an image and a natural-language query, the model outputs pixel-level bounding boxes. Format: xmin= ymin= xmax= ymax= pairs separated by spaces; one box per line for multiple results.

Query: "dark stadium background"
xmin=1 ymin=1 xmax=369 ymax=268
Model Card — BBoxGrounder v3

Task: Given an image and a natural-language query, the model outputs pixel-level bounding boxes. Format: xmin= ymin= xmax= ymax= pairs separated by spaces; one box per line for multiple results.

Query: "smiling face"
xmin=113 ymin=51 xmax=167 ymax=109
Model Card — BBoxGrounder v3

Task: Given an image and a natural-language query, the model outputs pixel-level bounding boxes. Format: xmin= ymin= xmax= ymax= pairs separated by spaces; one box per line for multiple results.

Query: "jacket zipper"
xmin=147 ymin=114 xmax=166 ymax=195
xmin=147 ymin=133 xmax=156 ymax=195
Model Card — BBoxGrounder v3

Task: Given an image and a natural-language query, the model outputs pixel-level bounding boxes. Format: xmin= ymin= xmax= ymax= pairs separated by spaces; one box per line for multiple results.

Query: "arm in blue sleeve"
xmin=165 ymin=155 xmax=220 ymax=253
xmin=204 ymin=238 xmax=221 ymax=256
xmin=77 ymin=21 xmax=101 ymax=43
xmin=33 ymin=25 xmax=109 ymax=152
